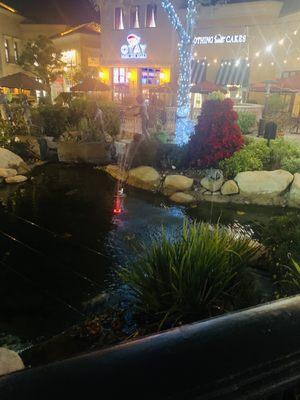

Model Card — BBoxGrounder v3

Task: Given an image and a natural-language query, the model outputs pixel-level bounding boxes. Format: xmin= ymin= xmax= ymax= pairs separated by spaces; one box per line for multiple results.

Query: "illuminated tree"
xmin=18 ymin=35 xmax=65 ymax=92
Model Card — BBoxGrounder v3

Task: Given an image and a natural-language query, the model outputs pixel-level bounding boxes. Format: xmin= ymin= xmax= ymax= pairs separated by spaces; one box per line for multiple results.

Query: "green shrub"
xmin=245 ymin=139 xmax=271 ymax=168
xmin=219 ymin=149 xmax=263 ymax=178
xmin=282 ymin=260 xmax=300 ymax=295
xmin=281 ymin=157 xmax=300 ymax=174
xmin=267 ymin=94 xmax=286 ymax=113
xmin=269 ymin=139 xmax=300 ymax=169
xmin=34 ymin=104 xmax=69 ymax=138
xmin=237 ymin=112 xmax=256 ymax=134
xmin=121 ymin=221 xmax=262 ymax=327
xmin=207 ymin=91 xmax=225 ymax=101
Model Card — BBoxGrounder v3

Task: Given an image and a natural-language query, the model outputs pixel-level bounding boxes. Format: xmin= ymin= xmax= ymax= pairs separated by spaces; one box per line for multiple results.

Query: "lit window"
xmin=115 ymin=7 xmax=125 ymax=30
xmin=141 ymin=68 xmax=160 ymax=85
xmin=113 ymin=67 xmax=128 ymax=84
xmin=130 ymin=6 xmax=140 ymax=29
xmin=4 ymin=39 xmax=10 ymax=63
xmin=14 ymin=42 xmax=18 ymax=63
xmin=146 ymin=4 xmax=157 ymax=28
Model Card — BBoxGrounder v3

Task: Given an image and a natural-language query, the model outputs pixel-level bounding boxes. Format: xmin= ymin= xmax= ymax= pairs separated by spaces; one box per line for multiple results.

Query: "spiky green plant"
xmin=281 ymin=260 xmax=300 ymax=295
xmin=120 ymin=221 xmax=262 ymax=327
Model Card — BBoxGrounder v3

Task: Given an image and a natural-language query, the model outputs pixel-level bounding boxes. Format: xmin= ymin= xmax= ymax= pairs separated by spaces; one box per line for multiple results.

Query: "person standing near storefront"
xmin=136 ymin=95 xmax=150 ymax=139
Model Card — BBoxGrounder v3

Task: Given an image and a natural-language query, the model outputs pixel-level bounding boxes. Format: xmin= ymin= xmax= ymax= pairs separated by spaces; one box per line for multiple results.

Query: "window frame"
xmin=114 ymin=7 xmax=125 ymax=30
xmin=145 ymin=4 xmax=157 ymax=28
xmin=4 ymin=39 xmax=10 ymax=63
xmin=130 ymin=5 xmax=141 ymax=29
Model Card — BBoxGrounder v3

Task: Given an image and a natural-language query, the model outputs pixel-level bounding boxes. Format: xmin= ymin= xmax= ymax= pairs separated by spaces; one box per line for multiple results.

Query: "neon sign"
xmin=194 ymin=34 xmax=247 ymax=45
xmin=121 ymin=34 xmax=147 ymax=59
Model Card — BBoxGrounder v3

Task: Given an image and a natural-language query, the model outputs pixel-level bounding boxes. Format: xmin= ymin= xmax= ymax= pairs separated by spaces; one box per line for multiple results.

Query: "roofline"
xmin=0 ymin=1 xmax=18 ymax=14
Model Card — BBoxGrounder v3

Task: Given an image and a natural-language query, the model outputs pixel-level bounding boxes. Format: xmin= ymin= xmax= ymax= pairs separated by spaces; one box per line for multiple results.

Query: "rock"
xmin=221 ymin=180 xmax=239 ymax=195
xmin=169 ymin=192 xmax=195 ymax=204
xmin=288 ymin=173 xmax=300 ymax=207
xmin=0 ymin=168 xmax=18 ymax=178
xmin=127 ymin=166 xmax=161 ymax=192
xmin=235 ymin=170 xmax=293 ymax=197
xmin=5 ymin=175 xmax=28 ymax=184
xmin=0 ymin=348 xmax=24 ymax=377
xmin=163 ymin=174 xmax=194 ymax=196
xmin=0 ymin=148 xmax=24 ymax=169
xmin=104 ymin=165 xmax=128 ymax=182
xmin=15 ymin=135 xmax=41 ymax=159
xmin=201 ymin=169 xmax=224 ymax=192
xmin=17 ymin=161 xmax=31 ymax=175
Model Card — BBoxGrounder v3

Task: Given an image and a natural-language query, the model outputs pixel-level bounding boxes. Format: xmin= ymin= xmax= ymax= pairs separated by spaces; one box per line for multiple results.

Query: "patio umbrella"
xmin=277 ymin=75 xmax=300 ymax=92
xmin=0 ymin=72 xmax=46 ymax=91
xmin=70 ymin=78 xmax=110 ymax=92
xmin=249 ymin=81 xmax=293 ymax=93
xmin=190 ymin=80 xmax=226 ymax=94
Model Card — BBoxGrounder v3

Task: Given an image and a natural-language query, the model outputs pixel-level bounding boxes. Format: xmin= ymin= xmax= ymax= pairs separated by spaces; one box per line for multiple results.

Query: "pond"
xmin=0 ymin=163 xmax=287 ymax=352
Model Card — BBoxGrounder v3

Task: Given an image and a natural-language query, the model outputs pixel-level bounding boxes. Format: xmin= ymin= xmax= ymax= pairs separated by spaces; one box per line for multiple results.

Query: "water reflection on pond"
xmin=0 ymin=164 xmax=287 ymax=351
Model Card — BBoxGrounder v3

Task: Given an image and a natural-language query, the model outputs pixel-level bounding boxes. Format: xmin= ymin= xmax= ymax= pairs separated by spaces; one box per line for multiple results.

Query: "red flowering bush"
xmin=188 ymin=98 xmax=244 ymax=168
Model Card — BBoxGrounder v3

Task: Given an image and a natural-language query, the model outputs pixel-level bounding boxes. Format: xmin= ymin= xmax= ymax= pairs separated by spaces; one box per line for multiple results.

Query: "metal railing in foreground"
xmin=0 ymin=296 xmax=300 ymax=400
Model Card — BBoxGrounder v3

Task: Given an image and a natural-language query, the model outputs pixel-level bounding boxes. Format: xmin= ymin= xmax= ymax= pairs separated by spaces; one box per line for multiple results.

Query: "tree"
xmin=18 ymin=35 xmax=65 ymax=92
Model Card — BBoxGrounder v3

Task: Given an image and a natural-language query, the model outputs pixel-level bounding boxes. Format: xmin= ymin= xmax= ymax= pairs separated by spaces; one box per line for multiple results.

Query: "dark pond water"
xmin=0 ymin=164 xmax=287 ymax=351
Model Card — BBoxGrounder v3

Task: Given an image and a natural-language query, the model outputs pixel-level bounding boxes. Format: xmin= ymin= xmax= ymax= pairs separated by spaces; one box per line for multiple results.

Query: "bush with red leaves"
xmin=188 ymin=98 xmax=244 ymax=168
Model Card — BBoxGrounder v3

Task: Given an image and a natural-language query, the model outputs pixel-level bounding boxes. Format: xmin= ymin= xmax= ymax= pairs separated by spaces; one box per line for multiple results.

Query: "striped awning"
xmin=216 ymin=59 xmax=250 ymax=86
xmin=191 ymin=60 xmax=207 ymax=84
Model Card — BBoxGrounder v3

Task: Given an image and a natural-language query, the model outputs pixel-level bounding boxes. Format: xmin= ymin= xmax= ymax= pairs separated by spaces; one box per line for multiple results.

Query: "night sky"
xmin=5 ymin=0 xmax=98 ymax=25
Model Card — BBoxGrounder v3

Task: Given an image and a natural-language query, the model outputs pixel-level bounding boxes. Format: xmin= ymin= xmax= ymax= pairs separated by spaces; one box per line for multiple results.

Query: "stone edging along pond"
xmin=100 ymin=165 xmax=300 ymax=209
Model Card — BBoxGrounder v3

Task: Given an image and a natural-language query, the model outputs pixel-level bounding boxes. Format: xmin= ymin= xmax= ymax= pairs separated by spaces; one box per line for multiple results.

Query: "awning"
xmin=191 ymin=60 xmax=207 ymax=84
xmin=190 ymin=80 xmax=226 ymax=94
xmin=216 ymin=59 xmax=250 ymax=86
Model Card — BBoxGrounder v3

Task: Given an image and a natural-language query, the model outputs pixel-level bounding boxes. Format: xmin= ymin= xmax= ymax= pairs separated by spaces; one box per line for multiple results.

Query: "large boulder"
xmin=0 ymin=148 xmax=24 ymax=169
xmin=0 ymin=168 xmax=17 ymax=178
xmin=235 ymin=170 xmax=293 ymax=197
xmin=288 ymin=173 xmax=300 ymax=208
xmin=0 ymin=348 xmax=24 ymax=377
xmin=201 ymin=169 xmax=224 ymax=193
xmin=169 ymin=192 xmax=195 ymax=204
xmin=5 ymin=175 xmax=28 ymax=184
xmin=127 ymin=166 xmax=161 ymax=192
xmin=103 ymin=165 xmax=128 ymax=182
xmin=163 ymin=175 xmax=193 ymax=196
xmin=221 ymin=180 xmax=239 ymax=195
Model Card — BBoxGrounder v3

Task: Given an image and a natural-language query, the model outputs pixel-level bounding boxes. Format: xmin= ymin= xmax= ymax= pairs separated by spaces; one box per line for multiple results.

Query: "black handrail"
xmin=1 ymin=296 xmax=300 ymax=400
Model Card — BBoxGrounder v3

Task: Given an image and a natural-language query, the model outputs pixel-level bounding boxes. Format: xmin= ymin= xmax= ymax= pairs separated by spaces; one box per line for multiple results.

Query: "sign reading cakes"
xmin=121 ymin=34 xmax=147 ymax=59
xmin=194 ymin=33 xmax=247 ymax=45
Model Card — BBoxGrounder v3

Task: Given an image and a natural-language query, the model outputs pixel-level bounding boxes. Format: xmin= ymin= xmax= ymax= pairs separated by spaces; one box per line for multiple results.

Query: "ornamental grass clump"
xmin=121 ymin=221 xmax=262 ymax=327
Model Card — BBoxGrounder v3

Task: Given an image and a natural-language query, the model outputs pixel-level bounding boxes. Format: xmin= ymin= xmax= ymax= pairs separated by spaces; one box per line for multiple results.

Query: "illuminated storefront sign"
xmin=194 ymin=34 xmax=247 ymax=45
xmin=121 ymin=34 xmax=147 ymax=59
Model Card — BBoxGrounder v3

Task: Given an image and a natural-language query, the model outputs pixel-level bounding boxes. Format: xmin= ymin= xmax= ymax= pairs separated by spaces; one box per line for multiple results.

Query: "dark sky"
xmin=5 ymin=0 xmax=99 ymax=25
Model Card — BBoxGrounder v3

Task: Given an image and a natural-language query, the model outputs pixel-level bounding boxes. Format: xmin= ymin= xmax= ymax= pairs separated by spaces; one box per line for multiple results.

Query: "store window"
xmin=141 ymin=68 xmax=160 ymax=85
xmin=4 ymin=39 xmax=10 ymax=63
xmin=115 ymin=7 xmax=125 ymax=30
xmin=13 ymin=42 xmax=18 ymax=63
xmin=282 ymin=70 xmax=300 ymax=79
xmin=113 ymin=67 xmax=129 ymax=84
xmin=146 ymin=4 xmax=157 ymax=28
xmin=130 ymin=6 xmax=140 ymax=29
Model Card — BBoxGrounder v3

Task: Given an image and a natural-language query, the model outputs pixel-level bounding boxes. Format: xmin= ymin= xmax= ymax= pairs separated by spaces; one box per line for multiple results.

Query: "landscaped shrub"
xmin=188 ymin=98 xmax=244 ymax=168
xmin=281 ymin=260 xmax=300 ymax=295
xmin=269 ymin=138 xmax=300 ymax=169
xmin=121 ymin=221 xmax=262 ymax=327
xmin=68 ymin=98 xmax=120 ymax=137
xmin=267 ymin=94 xmax=286 ymax=113
xmin=237 ymin=112 xmax=256 ymax=134
xmin=281 ymin=157 xmax=300 ymax=174
xmin=219 ymin=149 xmax=263 ymax=178
xmin=34 ymin=104 xmax=69 ymax=138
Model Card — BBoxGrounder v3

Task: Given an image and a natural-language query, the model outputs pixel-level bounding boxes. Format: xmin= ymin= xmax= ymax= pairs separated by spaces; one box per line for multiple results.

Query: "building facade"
xmin=100 ymin=0 xmax=300 ymax=113
xmin=0 ymin=2 xmax=101 ymax=98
